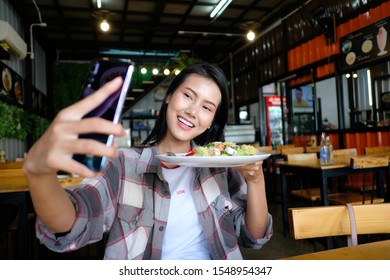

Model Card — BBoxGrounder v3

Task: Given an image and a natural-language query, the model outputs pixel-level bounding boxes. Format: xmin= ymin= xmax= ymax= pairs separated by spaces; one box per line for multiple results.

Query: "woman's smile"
xmin=177 ymin=116 xmax=195 ymax=130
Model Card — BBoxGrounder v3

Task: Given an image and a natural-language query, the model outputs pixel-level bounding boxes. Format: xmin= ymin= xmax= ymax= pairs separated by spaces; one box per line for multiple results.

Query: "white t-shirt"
xmin=161 ymin=165 xmax=210 ymax=260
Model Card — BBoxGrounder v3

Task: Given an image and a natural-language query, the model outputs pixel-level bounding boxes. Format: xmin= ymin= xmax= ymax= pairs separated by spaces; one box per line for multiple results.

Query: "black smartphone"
xmin=73 ymin=58 xmax=134 ymax=171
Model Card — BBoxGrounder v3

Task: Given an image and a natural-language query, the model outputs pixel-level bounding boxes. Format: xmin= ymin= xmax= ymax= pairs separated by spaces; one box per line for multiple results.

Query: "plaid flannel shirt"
xmin=36 ymin=145 xmax=273 ymax=259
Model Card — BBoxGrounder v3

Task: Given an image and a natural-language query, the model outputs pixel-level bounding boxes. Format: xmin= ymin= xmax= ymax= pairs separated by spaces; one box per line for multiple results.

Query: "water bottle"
xmin=325 ymin=136 xmax=333 ymax=165
xmin=319 ymin=133 xmax=329 ymax=166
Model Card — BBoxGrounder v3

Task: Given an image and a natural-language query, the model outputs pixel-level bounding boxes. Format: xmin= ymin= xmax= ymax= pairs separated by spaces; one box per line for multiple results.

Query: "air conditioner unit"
xmin=0 ymin=20 xmax=27 ymax=60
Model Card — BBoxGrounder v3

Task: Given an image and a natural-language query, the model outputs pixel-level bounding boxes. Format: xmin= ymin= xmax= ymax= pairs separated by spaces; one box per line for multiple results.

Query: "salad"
xmin=191 ymin=141 xmax=257 ymax=156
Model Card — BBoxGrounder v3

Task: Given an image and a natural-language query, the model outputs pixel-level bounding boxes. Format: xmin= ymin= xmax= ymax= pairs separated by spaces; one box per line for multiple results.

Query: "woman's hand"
xmin=23 ymin=77 xmax=126 ymax=179
xmin=235 ymin=161 xmax=264 ymax=184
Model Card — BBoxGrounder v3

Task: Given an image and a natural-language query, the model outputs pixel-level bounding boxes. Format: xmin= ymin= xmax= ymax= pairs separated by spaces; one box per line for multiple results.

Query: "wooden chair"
xmin=276 ymin=144 xmax=295 ymax=154
xmin=289 ymin=203 xmax=390 ymax=246
xmin=333 ymin=148 xmax=357 ymax=158
xmin=255 ymin=145 xmax=272 ymax=154
xmin=329 ymin=156 xmax=388 ymax=205
xmin=305 ymin=146 xmax=320 ymax=153
xmin=281 ymin=146 xmax=304 ymax=155
xmin=332 ymin=148 xmax=364 ymax=192
xmin=364 ymin=146 xmax=390 ymax=157
xmin=286 ymin=153 xmax=323 ymax=202
xmin=273 ymin=145 xmax=296 ymax=174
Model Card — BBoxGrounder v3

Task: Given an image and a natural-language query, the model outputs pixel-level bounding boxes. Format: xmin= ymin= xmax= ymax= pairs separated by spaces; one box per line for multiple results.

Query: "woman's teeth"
xmin=178 ymin=116 xmax=194 ymax=128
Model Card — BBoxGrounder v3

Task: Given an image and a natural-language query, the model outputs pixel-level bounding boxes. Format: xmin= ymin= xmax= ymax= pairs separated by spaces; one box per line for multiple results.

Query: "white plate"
xmin=156 ymin=152 xmax=270 ymax=167
xmin=346 ymin=52 xmax=356 ymax=65
xmin=2 ymin=67 xmax=12 ymax=92
xmin=362 ymin=39 xmax=373 ymax=53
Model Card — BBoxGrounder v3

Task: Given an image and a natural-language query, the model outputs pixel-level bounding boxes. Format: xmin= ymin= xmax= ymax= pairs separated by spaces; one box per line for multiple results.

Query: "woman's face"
xmin=164 ymin=73 xmax=221 ymax=146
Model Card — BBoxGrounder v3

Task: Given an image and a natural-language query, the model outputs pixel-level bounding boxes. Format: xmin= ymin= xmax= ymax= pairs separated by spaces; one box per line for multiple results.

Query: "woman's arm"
xmin=235 ymin=161 xmax=269 ymax=239
xmin=23 ymin=77 xmax=126 ymax=233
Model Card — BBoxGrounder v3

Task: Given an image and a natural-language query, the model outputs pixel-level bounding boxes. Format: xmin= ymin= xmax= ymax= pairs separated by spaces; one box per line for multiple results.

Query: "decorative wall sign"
xmin=0 ymin=61 xmax=24 ymax=105
xmin=340 ymin=17 xmax=390 ymax=71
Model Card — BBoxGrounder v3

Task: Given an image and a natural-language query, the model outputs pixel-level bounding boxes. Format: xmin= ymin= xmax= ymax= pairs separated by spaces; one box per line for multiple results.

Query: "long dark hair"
xmin=142 ymin=63 xmax=229 ymax=146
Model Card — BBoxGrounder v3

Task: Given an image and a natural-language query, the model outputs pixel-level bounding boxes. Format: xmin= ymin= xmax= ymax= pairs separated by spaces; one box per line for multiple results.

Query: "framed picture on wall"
xmin=1 ymin=65 xmax=12 ymax=99
xmin=13 ymin=74 xmax=23 ymax=105
xmin=292 ymin=85 xmax=313 ymax=109
xmin=0 ymin=62 xmax=25 ymax=106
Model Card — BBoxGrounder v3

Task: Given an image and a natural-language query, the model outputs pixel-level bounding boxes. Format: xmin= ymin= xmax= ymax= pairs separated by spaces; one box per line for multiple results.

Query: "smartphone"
xmin=73 ymin=58 xmax=134 ymax=171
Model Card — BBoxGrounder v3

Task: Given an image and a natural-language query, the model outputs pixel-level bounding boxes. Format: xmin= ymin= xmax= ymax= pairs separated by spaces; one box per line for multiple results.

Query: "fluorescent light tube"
xmin=210 ymin=0 xmax=232 ymax=19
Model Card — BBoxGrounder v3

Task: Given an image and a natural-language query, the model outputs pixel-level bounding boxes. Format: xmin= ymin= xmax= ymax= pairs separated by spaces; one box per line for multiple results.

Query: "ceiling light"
xmin=163 ymin=68 xmax=170 ymax=76
xmin=97 ymin=0 xmax=102 ymax=9
xmin=246 ymin=30 xmax=255 ymax=41
xmin=140 ymin=67 xmax=147 ymax=74
xmin=240 ymin=21 xmax=260 ymax=42
xmin=92 ymin=10 xmax=115 ymax=32
xmin=175 ymin=69 xmax=181 ymax=75
xmin=100 ymin=19 xmax=109 ymax=32
xmin=210 ymin=0 xmax=232 ymax=19
xmin=152 ymin=68 xmax=159 ymax=75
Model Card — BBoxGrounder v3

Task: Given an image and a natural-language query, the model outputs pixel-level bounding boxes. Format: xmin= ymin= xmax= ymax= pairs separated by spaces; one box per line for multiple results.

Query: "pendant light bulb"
xmin=100 ymin=19 xmax=110 ymax=32
xmin=247 ymin=30 xmax=255 ymax=41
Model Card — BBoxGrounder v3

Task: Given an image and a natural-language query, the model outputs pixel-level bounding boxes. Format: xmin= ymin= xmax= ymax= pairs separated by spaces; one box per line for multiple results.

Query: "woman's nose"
xmin=185 ymin=104 xmax=197 ymax=118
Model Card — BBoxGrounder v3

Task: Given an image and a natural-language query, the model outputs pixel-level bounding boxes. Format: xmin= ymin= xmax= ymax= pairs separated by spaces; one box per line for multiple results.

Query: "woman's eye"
xmin=184 ymin=93 xmax=192 ymax=100
xmin=202 ymin=105 xmax=212 ymax=112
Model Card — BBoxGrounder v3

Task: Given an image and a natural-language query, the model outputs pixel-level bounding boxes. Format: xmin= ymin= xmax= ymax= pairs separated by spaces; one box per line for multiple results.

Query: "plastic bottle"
xmin=319 ymin=132 xmax=329 ymax=166
xmin=325 ymin=136 xmax=333 ymax=165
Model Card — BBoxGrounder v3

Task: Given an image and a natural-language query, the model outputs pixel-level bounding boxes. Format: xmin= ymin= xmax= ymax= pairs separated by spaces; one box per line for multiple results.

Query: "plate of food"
xmin=156 ymin=142 xmax=270 ymax=167
xmin=341 ymin=40 xmax=352 ymax=53
xmin=362 ymin=39 xmax=373 ymax=53
xmin=346 ymin=52 xmax=356 ymax=65
xmin=2 ymin=67 xmax=12 ymax=93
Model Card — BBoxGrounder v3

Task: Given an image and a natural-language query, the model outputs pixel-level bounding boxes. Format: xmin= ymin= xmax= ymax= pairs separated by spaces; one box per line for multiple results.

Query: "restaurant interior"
xmin=1 ymin=0 xmax=390 ymax=260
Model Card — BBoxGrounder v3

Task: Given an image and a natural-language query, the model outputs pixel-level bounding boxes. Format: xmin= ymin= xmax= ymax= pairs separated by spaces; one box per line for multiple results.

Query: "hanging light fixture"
xmin=246 ymin=30 xmax=255 ymax=41
xmin=240 ymin=21 xmax=260 ymax=42
xmin=92 ymin=10 xmax=115 ymax=33
xmin=100 ymin=19 xmax=110 ymax=32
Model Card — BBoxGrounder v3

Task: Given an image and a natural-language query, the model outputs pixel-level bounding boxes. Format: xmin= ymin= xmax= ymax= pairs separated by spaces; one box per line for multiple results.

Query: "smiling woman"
xmin=24 ymin=63 xmax=273 ymax=260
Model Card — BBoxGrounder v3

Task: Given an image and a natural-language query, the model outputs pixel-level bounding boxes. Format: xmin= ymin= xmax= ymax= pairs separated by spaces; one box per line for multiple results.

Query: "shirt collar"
xmin=135 ymin=145 xmax=160 ymax=175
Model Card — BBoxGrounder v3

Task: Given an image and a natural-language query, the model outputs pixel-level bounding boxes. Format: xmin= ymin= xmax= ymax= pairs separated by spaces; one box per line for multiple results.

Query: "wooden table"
xmin=0 ymin=166 xmax=83 ymax=259
xmin=278 ymin=157 xmax=389 ymax=239
xmin=282 ymin=239 xmax=390 ymax=260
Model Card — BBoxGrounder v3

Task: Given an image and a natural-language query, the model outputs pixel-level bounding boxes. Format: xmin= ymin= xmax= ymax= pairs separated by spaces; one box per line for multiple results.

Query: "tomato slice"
xmin=186 ymin=150 xmax=195 ymax=156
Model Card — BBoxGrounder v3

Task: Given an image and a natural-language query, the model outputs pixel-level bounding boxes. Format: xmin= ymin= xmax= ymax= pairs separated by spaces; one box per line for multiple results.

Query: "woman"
xmin=23 ymin=63 xmax=272 ymax=260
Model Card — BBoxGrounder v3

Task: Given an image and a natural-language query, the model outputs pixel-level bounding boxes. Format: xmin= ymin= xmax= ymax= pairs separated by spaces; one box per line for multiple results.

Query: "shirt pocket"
xmin=117 ymin=204 xmax=154 ymax=230
xmin=211 ymin=194 xmax=237 ymax=238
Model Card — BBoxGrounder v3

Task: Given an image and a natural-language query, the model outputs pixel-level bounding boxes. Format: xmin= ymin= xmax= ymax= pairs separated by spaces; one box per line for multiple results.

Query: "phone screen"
xmin=73 ymin=58 xmax=134 ymax=171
